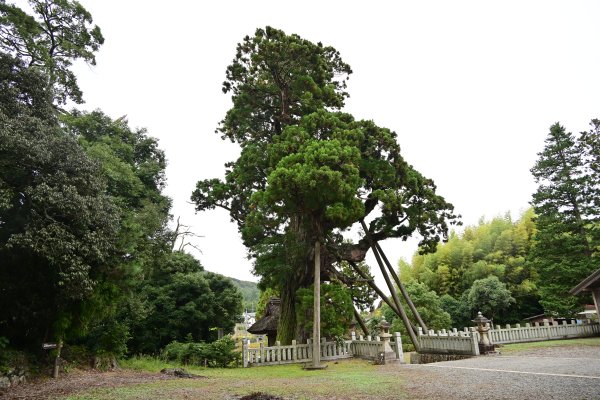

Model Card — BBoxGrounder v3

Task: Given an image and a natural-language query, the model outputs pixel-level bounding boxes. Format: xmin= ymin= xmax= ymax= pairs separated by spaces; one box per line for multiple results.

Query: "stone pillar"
xmin=394 ymin=332 xmax=404 ymax=363
xmin=242 ymin=338 xmax=249 ymax=368
xmin=259 ymin=341 xmax=264 ymax=365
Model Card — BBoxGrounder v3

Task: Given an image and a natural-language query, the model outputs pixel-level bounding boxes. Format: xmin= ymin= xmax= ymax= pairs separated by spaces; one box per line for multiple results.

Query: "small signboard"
xmin=42 ymin=343 xmax=57 ymax=350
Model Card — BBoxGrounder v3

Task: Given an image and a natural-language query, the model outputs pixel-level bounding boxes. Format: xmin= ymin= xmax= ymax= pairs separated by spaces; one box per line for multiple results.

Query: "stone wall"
xmin=417 ymin=328 xmax=480 ymax=356
xmin=410 ymin=353 xmax=474 ymax=364
xmin=0 ymin=367 xmax=26 ymax=390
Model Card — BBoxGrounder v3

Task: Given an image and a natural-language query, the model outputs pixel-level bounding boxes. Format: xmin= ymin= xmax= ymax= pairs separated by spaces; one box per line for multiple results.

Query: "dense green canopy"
xmin=0 ymin=0 xmax=243 ymax=357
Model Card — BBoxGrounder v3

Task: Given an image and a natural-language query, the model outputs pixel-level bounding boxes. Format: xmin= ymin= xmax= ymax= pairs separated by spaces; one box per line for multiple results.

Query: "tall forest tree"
xmin=0 ymin=53 xmax=118 ymax=347
xmin=529 ymin=121 xmax=600 ymax=317
xmin=193 ymin=27 xmax=458 ymax=344
xmin=0 ymin=0 xmax=104 ymax=104
xmin=1 ymin=0 xmax=244 ymax=356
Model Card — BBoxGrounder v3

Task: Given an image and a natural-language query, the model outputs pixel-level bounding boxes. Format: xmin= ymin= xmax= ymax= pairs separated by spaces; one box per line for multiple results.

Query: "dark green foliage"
xmin=129 ymin=252 xmax=243 ymax=354
xmin=85 ymin=317 xmax=130 ymax=358
xmin=465 ymin=276 xmax=515 ymax=320
xmin=0 ymin=0 xmax=104 ymax=104
xmin=382 ymin=281 xmax=451 ymax=349
xmin=1 ymin=2 xmax=244 ymax=360
xmin=529 ymin=121 xmax=599 ymax=317
xmin=162 ymin=337 xmax=240 ymax=368
xmin=0 ymin=337 xmax=9 ymax=372
xmin=338 ymin=260 xmax=377 ymax=312
xmin=439 ymin=294 xmax=470 ymax=328
xmin=0 ymin=54 xmax=119 ymax=347
xmin=296 ymin=282 xmax=354 ymax=340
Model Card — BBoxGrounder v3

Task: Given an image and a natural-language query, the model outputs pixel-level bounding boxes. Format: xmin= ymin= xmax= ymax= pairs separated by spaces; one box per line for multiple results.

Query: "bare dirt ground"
xmin=0 ymin=369 xmax=176 ymax=400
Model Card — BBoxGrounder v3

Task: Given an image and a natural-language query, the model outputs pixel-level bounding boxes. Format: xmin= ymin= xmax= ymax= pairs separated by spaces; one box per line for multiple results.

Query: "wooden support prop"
xmin=353 ymin=307 xmax=369 ymax=337
xmin=359 ymin=220 xmax=420 ymax=350
xmin=375 ymin=242 xmax=428 ymax=332
xmin=313 ymin=240 xmax=321 ymax=367
xmin=305 ymin=240 xmax=326 ymax=370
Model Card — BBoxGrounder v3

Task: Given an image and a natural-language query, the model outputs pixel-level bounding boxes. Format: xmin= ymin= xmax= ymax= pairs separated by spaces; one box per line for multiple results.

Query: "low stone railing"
xmin=242 ymin=333 xmax=402 ymax=367
xmin=489 ymin=320 xmax=600 ymax=344
xmin=417 ymin=327 xmax=480 ymax=356
xmin=415 ymin=320 xmax=600 ymax=357
xmin=351 ymin=332 xmax=403 ymax=361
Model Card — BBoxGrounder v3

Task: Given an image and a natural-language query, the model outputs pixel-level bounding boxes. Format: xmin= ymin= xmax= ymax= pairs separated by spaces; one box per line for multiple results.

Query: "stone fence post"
xmin=242 ymin=338 xmax=248 ymax=368
xmin=394 ymin=332 xmax=404 ymax=363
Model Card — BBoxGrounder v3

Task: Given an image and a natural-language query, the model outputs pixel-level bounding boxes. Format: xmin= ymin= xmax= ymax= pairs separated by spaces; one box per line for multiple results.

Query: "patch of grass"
xmin=118 ymin=355 xmax=182 ymax=372
xmin=499 ymin=337 xmax=600 ymax=353
xmin=63 ymin=359 xmax=406 ymax=400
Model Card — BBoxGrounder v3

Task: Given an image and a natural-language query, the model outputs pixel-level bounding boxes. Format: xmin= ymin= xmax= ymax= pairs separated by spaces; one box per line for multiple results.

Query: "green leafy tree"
xmin=0 ymin=0 xmax=104 ymax=104
xmin=439 ymin=293 xmax=470 ymax=328
xmin=529 ymin=122 xmax=599 ymax=316
xmin=296 ymin=282 xmax=354 ymax=340
xmin=382 ymin=281 xmax=451 ymax=350
xmin=192 ymin=27 xmax=458 ymax=344
xmin=59 ymin=110 xmax=173 ymax=356
xmin=0 ymin=53 xmax=118 ymax=347
xmin=130 ymin=252 xmax=243 ymax=354
xmin=465 ymin=276 xmax=515 ymax=320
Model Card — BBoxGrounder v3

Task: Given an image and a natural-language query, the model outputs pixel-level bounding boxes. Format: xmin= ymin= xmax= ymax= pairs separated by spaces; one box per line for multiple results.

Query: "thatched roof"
xmin=247 ymin=297 xmax=280 ymax=334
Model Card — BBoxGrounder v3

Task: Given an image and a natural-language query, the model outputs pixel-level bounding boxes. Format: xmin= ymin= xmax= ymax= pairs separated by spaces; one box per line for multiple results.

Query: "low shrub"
xmin=162 ymin=336 xmax=239 ymax=368
xmin=0 ymin=337 xmax=9 ymax=373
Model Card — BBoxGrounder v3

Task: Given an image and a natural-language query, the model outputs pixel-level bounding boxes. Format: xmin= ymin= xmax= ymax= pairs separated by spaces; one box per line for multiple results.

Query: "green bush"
xmin=0 ymin=337 xmax=9 ymax=373
xmin=161 ymin=336 xmax=239 ymax=368
xmin=86 ymin=317 xmax=131 ymax=358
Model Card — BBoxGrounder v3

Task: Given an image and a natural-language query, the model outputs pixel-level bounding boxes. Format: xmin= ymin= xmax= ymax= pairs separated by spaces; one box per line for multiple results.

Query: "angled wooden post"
xmin=375 ymin=242 xmax=428 ymax=332
xmin=360 ymin=220 xmax=420 ymax=350
xmin=353 ymin=307 xmax=369 ymax=337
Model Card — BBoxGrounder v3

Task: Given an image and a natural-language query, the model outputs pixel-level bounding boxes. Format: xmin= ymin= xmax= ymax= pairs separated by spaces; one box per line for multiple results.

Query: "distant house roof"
xmin=247 ymin=297 xmax=280 ymax=335
xmin=570 ymin=268 xmax=600 ymax=295
xmin=524 ymin=313 xmax=548 ymax=321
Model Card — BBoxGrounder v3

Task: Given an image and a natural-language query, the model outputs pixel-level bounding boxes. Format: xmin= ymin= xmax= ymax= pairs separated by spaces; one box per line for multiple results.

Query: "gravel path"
xmin=380 ymin=345 xmax=600 ymax=400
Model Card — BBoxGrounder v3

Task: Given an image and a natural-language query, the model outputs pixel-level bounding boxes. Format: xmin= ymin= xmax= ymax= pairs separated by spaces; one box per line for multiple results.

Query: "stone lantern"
xmin=472 ymin=311 xmax=495 ymax=354
xmin=378 ymin=318 xmax=397 ymax=363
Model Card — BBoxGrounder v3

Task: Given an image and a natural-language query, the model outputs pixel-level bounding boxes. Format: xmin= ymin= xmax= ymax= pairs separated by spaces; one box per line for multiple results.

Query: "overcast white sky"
xmin=68 ymin=1 xmax=600 ymax=285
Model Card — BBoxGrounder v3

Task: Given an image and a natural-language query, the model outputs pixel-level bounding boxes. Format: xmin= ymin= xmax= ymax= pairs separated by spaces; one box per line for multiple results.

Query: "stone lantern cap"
xmin=379 ymin=318 xmax=391 ymax=333
xmin=472 ymin=311 xmax=490 ymax=325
